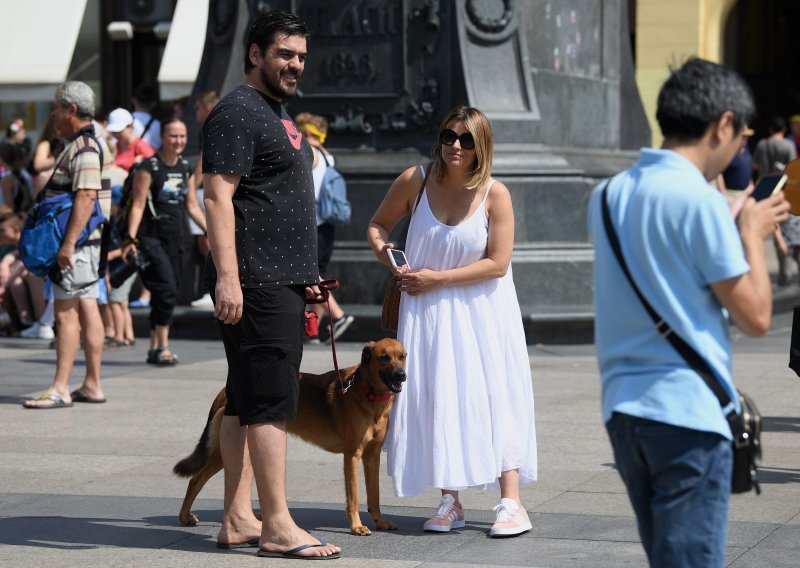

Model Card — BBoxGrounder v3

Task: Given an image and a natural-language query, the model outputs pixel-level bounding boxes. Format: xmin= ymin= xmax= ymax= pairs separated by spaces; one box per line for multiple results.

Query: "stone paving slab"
xmin=1 ymin=311 xmax=799 ymax=566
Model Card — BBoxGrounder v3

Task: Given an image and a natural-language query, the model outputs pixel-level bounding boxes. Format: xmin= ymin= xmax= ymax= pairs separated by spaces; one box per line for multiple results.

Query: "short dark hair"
xmin=656 ymin=58 xmax=755 ymax=142
xmin=768 ymin=116 xmax=787 ymax=134
xmin=133 ymin=84 xmax=158 ymax=109
xmin=244 ymin=11 xmax=310 ymax=73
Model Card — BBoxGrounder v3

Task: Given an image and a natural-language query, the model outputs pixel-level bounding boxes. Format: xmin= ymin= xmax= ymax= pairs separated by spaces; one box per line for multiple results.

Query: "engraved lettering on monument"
xmin=297 ymin=1 xmax=404 ymax=96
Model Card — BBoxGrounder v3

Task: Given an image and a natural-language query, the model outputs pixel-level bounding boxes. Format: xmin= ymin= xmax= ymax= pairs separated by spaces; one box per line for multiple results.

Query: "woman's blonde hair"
xmin=431 ymin=105 xmax=493 ymax=191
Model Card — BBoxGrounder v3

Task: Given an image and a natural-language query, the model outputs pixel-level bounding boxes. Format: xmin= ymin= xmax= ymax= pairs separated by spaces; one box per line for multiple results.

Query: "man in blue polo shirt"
xmin=588 ymin=58 xmax=789 ymax=567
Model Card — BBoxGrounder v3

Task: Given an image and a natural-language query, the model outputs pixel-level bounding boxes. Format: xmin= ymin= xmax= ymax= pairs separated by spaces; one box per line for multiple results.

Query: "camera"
xmin=109 ymin=250 xmax=149 ymax=288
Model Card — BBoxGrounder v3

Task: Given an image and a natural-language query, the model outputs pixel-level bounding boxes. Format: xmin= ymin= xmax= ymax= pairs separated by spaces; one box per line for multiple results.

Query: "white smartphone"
xmin=387 ymin=248 xmax=409 ymax=269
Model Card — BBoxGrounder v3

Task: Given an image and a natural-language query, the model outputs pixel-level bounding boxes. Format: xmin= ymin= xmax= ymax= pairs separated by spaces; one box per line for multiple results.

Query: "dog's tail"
xmin=173 ymin=388 xmax=226 ymax=478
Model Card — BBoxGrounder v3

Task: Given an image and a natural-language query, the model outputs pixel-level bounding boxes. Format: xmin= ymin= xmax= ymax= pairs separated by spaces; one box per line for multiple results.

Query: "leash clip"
xmin=338 ymin=371 xmax=355 ymax=395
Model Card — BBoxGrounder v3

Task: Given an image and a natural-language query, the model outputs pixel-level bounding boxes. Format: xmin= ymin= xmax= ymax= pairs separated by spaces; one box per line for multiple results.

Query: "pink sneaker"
xmin=489 ymin=498 xmax=532 ymax=537
xmin=423 ymin=494 xmax=465 ymax=532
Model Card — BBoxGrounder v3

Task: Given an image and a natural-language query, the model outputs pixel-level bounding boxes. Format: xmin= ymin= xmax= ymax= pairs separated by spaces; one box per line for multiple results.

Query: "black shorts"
xmin=217 ymin=285 xmax=306 ymax=425
xmin=317 ymin=222 xmax=335 ymax=277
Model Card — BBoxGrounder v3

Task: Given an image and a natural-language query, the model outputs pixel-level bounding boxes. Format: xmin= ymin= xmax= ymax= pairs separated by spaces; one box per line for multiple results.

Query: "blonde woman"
xmin=367 ymin=105 xmax=537 ymax=537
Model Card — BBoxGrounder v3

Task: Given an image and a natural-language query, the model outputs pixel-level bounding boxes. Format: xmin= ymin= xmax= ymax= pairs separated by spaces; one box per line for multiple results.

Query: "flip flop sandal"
xmin=23 ymin=393 xmax=73 ymax=409
xmin=257 ymin=543 xmax=341 ymax=560
xmin=147 ymin=347 xmax=179 ymax=366
xmin=70 ymin=389 xmax=107 ymax=404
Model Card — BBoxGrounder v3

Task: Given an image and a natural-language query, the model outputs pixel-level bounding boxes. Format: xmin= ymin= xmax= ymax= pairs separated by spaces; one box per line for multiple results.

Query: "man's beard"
xmin=261 ymin=67 xmax=300 ymax=99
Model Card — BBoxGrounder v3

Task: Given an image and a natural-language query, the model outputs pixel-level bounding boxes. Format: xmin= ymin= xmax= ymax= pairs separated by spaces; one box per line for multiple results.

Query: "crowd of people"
xmin=0 ymin=91 xmax=356 ymax=352
xmin=1 ymin=7 xmax=792 ymax=566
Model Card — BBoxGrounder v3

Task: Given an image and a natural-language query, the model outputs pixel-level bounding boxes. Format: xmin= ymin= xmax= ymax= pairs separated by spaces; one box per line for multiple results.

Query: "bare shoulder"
xmin=397 ymin=164 xmax=423 ymax=185
xmin=487 ymin=179 xmax=512 ymax=208
xmin=391 ymin=165 xmax=425 ymax=195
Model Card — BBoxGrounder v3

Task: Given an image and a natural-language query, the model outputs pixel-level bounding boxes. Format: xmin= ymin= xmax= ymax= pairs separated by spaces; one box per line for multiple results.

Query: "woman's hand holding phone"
xmin=387 ymin=248 xmax=410 ymax=275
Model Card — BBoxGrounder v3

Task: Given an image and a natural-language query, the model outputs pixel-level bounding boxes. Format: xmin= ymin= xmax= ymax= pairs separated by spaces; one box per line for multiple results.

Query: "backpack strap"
xmin=318 ymin=147 xmax=332 ymax=169
xmin=141 ymin=115 xmax=156 ymax=138
xmin=144 ymin=155 xmax=161 ymax=219
xmin=39 ymin=125 xmax=104 ymax=199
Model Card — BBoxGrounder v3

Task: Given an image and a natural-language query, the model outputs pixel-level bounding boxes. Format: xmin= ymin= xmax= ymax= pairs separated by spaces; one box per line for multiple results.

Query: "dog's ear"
xmin=361 ymin=342 xmax=376 ymax=367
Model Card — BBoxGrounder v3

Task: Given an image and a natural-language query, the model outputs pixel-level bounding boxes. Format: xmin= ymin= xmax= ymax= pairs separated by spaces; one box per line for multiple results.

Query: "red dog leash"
xmin=307 ymin=279 xmax=353 ymax=395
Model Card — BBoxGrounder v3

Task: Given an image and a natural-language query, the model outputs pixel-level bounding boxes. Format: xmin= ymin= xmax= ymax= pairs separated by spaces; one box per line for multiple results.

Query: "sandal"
xmin=23 ymin=393 xmax=73 ymax=409
xmin=104 ymin=336 xmax=124 ymax=349
xmin=147 ymin=347 xmax=179 ymax=366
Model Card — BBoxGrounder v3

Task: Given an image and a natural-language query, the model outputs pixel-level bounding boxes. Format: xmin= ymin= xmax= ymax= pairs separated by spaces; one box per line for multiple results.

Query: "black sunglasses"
xmin=439 ymin=128 xmax=476 ymax=150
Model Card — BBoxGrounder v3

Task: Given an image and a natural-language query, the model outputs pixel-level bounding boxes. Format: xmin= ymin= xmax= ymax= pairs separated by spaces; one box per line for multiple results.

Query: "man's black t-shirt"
xmin=138 ymin=154 xmax=192 ymax=237
xmin=202 ymin=85 xmax=318 ymax=287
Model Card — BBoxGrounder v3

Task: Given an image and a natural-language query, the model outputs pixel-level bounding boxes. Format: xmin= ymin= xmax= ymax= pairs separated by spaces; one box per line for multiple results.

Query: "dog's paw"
xmin=350 ymin=525 xmax=372 ymax=536
xmin=180 ymin=513 xmax=199 ymax=526
xmin=375 ymin=519 xmax=398 ymax=531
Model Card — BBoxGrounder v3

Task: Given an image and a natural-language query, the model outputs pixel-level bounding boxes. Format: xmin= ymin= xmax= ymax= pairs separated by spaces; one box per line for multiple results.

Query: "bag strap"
xmin=39 ymin=125 xmax=104 ymax=201
xmin=599 ymin=182 xmax=736 ymax=415
xmin=141 ymin=115 xmax=156 ymax=138
xmin=318 ymin=147 xmax=332 ymax=169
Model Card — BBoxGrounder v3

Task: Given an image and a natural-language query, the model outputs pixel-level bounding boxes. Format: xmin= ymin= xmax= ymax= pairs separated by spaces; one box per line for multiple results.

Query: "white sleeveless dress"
xmin=386 ymin=169 xmax=538 ymax=497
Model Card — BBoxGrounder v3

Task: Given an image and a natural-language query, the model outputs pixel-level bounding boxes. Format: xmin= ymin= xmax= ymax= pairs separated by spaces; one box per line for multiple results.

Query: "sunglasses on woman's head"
xmin=439 ymin=129 xmax=476 ymax=150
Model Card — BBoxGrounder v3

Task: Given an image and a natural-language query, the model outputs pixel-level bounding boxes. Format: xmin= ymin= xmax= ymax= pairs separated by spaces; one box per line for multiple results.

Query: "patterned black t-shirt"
xmin=137 ymin=155 xmax=192 ymax=237
xmin=202 ymin=85 xmax=318 ymax=287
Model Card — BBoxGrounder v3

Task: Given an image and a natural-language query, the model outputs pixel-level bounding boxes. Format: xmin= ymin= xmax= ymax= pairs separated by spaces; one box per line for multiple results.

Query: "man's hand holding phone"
xmin=740 ymin=190 xmax=790 ymax=242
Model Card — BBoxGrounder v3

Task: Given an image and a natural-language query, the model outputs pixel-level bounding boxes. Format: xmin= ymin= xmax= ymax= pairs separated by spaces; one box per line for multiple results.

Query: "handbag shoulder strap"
xmin=599 ymin=182 xmax=735 ymax=413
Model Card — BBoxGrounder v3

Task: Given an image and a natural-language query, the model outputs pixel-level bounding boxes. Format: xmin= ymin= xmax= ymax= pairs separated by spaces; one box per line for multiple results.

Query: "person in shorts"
xmin=202 ymin=10 xmax=340 ymax=559
xmin=23 ymin=81 xmax=113 ymax=409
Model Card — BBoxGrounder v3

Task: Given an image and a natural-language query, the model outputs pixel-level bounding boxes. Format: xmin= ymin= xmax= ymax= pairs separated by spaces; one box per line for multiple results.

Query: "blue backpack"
xmin=18 ymin=191 xmax=106 ymax=277
xmin=317 ymin=151 xmax=351 ymax=225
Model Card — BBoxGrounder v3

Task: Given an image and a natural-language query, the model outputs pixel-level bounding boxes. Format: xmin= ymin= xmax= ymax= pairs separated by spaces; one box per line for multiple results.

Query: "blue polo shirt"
xmin=588 ymin=148 xmax=749 ymax=440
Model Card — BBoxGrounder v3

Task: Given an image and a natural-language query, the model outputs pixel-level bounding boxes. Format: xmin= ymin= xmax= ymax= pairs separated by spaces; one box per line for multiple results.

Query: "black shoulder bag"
xmin=600 ymin=182 xmax=762 ymax=494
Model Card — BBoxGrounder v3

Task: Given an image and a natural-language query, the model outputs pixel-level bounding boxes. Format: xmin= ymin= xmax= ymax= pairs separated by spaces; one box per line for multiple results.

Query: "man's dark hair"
xmin=656 ymin=58 xmax=755 ymax=142
xmin=768 ymin=116 xmax=787 ymax=134
xmin=133 ymin=84 xmax=158 ymax=109
xmin=244 ymin=11 xmax=311 ymax=73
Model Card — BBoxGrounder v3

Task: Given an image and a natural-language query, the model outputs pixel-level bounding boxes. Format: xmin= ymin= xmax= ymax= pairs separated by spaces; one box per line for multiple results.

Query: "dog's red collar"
xmin=350 ymin=370 xmax=393 ymax=402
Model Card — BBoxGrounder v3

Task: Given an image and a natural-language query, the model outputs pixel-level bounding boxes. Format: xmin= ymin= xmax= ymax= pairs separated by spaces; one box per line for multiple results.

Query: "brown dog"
xmin=173 ymin=338 xmax=407 ymax=536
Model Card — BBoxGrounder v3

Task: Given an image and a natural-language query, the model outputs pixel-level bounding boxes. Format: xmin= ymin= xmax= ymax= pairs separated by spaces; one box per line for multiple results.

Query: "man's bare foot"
xmin=259 ymin=524 xmax=341 ymax=558
xmin=217 ymin=517 xmax=261 ymax=548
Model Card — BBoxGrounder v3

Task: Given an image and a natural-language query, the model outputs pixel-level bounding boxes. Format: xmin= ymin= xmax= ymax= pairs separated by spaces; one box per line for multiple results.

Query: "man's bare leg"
xmin=77 ymin=298 xmax=104 ymax=400
xmin=249 ymin=421 xmax=340 ymax=557
xmin=24 ymin=298 xmax=80 ymax=407
xmin=218 ymin=415 xmax=261 ymax=545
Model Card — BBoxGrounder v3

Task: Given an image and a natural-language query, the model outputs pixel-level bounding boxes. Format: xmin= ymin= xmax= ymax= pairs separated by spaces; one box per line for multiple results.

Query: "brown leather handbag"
xmin=380 ymin=277 xmax=402 ymax=332
xmin=379 ymin=165 xmax=431 ymax=332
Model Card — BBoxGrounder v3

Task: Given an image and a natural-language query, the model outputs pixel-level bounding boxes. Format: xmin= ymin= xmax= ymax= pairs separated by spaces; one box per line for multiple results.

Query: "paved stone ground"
xmin=1 ymin=311 xmax=799 ymax=567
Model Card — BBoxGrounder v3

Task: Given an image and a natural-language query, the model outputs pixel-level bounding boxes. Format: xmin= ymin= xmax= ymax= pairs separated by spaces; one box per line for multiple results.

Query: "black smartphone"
xmin=752 ymin=174 xmax=786 ymax=201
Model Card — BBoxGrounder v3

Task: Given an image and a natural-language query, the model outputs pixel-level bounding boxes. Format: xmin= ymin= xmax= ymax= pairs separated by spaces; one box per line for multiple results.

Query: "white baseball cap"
xmin=106 ymin=108 xmax=133 ymax=133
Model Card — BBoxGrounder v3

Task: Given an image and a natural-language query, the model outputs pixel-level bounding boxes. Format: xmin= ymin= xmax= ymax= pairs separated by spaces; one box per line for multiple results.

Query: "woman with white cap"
xmin=105 ymin=108 xmax=155 ymax=172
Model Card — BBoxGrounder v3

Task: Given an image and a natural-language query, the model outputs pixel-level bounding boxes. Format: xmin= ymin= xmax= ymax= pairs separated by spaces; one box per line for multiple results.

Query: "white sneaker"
xmin=190 ymin=293 xmax=214 ymax=308
xmin=489 ymin=498 xmax=532 ymax=537
xmin=423 ymin=494 xmax=466 ymax=532
xmin=20 ymin=323 xmax=55 ymax=340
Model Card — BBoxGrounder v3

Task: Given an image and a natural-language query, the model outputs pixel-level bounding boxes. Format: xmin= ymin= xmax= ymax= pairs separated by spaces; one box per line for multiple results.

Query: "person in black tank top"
xmin=124 ymin=118 xmax=207 ymax=365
